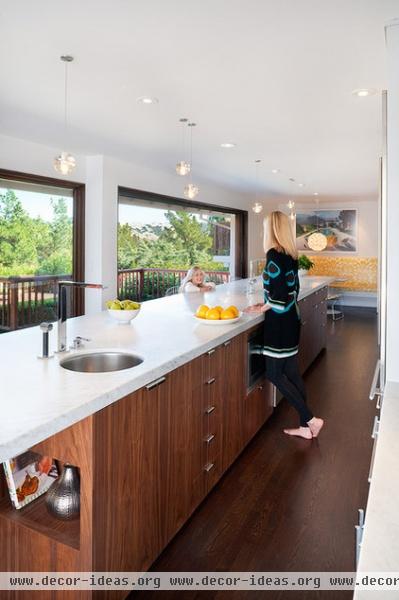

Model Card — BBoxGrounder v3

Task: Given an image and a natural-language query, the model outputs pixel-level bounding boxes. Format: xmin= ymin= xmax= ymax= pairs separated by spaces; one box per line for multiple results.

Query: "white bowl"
xmin=107 ymin=308 xmax=141 ymax=324
xmin=193 ymin=311 xmax=242 ymax=326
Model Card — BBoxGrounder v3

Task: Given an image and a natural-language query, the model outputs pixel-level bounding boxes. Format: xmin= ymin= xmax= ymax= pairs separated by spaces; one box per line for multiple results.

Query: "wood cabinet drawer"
xmin=204 ymin=431 xmax=220 ymax=465
xmin=204 ymin=455 xmax=222 ymax=492
xmin=202 ymin=345 xmax=223 ymax=382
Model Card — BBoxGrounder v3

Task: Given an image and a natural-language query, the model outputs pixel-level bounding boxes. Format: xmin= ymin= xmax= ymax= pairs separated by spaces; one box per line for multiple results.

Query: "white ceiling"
xmin=1 ymin=0 xmax=398 ymax=202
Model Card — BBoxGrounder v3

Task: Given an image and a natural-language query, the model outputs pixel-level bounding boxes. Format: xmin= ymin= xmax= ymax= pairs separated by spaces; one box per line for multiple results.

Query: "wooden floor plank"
xmin=129 ymin=309 xmax=378 ymax=600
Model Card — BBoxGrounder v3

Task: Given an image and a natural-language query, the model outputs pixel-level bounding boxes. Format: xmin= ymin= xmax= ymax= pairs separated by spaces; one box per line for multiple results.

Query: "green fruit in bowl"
xmin=107 ymin=298 xmax=141 ymax=311
xmin=109 ymin=301 xmax=122 ymax=310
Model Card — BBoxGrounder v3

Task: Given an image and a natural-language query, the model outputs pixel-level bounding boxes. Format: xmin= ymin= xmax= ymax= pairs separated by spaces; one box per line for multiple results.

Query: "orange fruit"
xmin=214 ymin=305 xmax=223 ymax=313
xmin=227 ymin=305 xmax=239 ymax=317
xmin=196 ymin=304 xmax=209 ymax=319
xmin=220 ymin=308 xmax=236 ymax=320
xmin=206 ymin=308 xmax=221 ymax=320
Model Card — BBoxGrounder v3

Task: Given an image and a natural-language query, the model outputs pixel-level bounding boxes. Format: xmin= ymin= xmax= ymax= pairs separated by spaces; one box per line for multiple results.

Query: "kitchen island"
xmin=0 ymin=276 xmax=333 ymax=599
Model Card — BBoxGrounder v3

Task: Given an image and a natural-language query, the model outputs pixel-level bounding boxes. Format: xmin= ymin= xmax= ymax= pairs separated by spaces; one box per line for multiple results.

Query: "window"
xmin=0 ymin=171 xmax=85 ymax=333
xmin=117 ymin=188 xmax=247 ymax=301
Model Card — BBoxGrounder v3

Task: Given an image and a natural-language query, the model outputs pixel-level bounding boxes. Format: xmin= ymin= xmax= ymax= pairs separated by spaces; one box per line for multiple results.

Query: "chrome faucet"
xmin=57 ymin=281 xmax=106 ymax=353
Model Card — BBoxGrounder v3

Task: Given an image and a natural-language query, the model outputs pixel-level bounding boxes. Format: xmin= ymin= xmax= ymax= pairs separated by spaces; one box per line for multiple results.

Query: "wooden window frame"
xmin=118 ymin=186 xmax=248 ymax=279
xmin=0 ymin=168 xmax=86 ymax=315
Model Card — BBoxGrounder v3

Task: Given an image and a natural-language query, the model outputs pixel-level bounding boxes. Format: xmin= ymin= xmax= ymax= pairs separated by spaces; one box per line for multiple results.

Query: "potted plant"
xmin=298 ymin=254 xmax=314 ymax=277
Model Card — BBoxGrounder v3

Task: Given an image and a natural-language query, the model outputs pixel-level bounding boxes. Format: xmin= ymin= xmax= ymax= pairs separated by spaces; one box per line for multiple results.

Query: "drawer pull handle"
xmin=369 ymin=360 xmax=382 ymax=401
xmin=204 ymin=462 xmax=215 ymax=473
xmin=371 ymin=416 xmax=380 ymax=439
xmin=205 ymin=405 xmax=216 ymax=414
xmin=146 ymin=376 xmax=166 ymax=390
xmin=207 ymin=349 xmax=216 ymax=356
xmin=205 ymin=434 xmax=215 ymax=444
xmin=206 ymin=377 xmax=216 ymax=385
xmin=223 ymin=340 xmax=231 ymax=347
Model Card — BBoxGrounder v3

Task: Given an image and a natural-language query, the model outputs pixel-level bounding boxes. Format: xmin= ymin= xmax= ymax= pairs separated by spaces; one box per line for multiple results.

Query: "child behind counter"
xmin=179 ymin=266 xmax=216 ymax=293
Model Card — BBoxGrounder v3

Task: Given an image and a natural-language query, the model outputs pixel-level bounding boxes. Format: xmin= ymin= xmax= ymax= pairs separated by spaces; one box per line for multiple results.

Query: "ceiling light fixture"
xmin=137 ymin=96 xmax=159 ymax=104
xmin=352 ymin=88 xmax=377 ymax=98
xmin=298 ymin=183 xmax=305 ymax=188
xmin=271 ymin=169 xmax=280 ymax=174
xmin=184 ymin=123 xmax=199 ymax=200
xmin=307 ymin=198 xmax=327 ymax=252
xmin=54 ymin=55 xmax=76 ymax=176
xmin=289 ymin=177 xmax=296 ymax=183
xmin=252 ymin=159 xmax=263 ymax=214
xmin=220 ymin=142 xmax=236 ymax=148
xmin=176 ymin=118 xmax=190 ymax=176
xmin=287 ymin=200 xmax=296 ymax=222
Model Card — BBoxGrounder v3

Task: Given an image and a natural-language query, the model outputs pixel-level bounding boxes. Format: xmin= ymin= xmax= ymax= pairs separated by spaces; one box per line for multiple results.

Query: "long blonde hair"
xmin=263 ymin=210 xmax=298 ymax=259
xmin=179 ymin=266 xmax=205 ymax=292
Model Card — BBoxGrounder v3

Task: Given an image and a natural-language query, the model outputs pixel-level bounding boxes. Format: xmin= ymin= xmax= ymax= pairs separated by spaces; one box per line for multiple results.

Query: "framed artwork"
xmin=296 ymin=209 xmax=357 ymax=253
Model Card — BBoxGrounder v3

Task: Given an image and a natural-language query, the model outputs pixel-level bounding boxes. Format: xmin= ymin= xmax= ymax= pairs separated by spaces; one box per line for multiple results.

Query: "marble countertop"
xmin=354 ymin=380 xmax=399 ymax=598
xmin=0 ymin=275 xmax=333 ymax=463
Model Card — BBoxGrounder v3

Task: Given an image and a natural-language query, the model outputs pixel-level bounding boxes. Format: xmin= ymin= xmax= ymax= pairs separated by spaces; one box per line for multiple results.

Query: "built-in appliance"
xmin=247 ymin=327 xmax=266 ymax=391
xmin=247 ymin=326 xmax=280 ymax=407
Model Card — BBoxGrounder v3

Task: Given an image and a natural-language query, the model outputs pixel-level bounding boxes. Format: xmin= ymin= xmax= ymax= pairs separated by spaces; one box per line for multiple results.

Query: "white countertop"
xmin=0 ymin=276 xmax=333 ymax=463
xmin=354 ymin=380 xmax=399 ymax=599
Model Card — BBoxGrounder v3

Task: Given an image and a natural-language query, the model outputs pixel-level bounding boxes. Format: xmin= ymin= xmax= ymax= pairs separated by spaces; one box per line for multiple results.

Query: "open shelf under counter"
xmin=0 ymin=492 xmax=80 ymax=550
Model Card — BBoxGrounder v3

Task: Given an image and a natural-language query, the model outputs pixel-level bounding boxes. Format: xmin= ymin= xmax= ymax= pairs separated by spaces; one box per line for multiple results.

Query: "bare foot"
xmin=307 ymin=417 xmax=324 ymax=438
xmin=283 ymin=427 xmax=313 ymax=439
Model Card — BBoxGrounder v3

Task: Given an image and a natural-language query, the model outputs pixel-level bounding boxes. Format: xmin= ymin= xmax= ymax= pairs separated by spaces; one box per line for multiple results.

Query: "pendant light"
xmin=54 ymin=55 xmax=76 ymax=175
xmin=307 ymin=198 xmax=327 ymax=251
xmin=252 ymin=159 xmax=263 ymax=213
xmin=287 ymin=199 xmax=296 ymax=221
xmin=176 ymin=118 xmax=191 ymax=176
xmin=184 ymin=122 xmax=199 ymax=199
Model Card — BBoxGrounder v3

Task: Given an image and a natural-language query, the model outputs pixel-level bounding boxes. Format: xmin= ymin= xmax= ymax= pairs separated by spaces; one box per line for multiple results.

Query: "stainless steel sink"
xmin=60 ymin=351 xmax=143 ymax=373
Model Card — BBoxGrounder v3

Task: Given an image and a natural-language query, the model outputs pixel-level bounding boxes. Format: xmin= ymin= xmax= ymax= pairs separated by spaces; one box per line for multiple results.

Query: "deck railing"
xmin=0 ymin=268 xmax=230 ymax=331
xmin=0 ymin=274 xmax=71 ymax=332
xmin=118 ymin=268 xmax=230 ymax=301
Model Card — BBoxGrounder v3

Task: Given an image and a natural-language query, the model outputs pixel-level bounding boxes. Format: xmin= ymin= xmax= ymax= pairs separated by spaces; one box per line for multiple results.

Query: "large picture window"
xmin=118 ymin=188 xmax=247 ymax=301
xmin=0 ymin=170 xmax=85 ymax=333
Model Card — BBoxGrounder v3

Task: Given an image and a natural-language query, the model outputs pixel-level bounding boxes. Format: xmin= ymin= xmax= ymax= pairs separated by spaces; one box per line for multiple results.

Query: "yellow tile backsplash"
xmin=305 ymin=255 xmax=377 ymax=292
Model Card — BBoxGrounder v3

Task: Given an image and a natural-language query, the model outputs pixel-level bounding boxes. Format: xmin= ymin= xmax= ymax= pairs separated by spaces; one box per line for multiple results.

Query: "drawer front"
xmin=204 ymin=455 xmax=222 ymax=492
xmin=202 ymin=346 xmax=223 ymax=382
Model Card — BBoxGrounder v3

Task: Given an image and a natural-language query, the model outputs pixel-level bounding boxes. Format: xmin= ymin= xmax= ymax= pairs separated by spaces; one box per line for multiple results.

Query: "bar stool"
xmin=327 ymin=278 xmax=347 ymax=321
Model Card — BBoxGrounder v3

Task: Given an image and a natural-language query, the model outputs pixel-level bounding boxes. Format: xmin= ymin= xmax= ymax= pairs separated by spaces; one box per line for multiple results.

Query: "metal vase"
xmin=45 ymin=463 xmax=80 ymax=520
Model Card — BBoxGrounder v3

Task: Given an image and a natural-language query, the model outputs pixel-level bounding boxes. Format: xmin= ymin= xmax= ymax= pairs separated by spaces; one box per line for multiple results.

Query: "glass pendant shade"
xmin=184 ymin=183 xmax=199 ymax=199
xmin=54 ymin=152 xmax=76 ymax=175
xmin=252 ymin=202 xmax=263 ymax=214
xmin=307 ymin=232 xmax=328 ymax=251
xmin=176 ymin=160 xmax=191 ymax=176
xmin=289 ymin=212 xmax=296 ymax=221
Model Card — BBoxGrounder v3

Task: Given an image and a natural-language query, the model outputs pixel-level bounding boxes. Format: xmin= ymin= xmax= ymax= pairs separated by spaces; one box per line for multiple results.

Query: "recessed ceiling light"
xmin=352 ymin=88 xmax=377 ymax=98
xmin=137 ymin=96 xmax=159 ymax=104
xmin=298 ymin=183 xmax=305 ymax=187
xmin=220 ymin=142 xmax=236 ymax=148
xmin=271 ymin=169 xmax=280 ymax=174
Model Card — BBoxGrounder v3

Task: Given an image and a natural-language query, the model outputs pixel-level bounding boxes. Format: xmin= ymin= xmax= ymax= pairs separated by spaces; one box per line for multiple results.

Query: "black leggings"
xmin=265 ymin=355 xmax=313 ymax=427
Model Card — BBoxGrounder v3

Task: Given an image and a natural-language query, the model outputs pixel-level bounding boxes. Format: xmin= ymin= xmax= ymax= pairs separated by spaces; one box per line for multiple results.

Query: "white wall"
xmin=0 ymin=134 xmax=253 ymax=312
xmin=385 ymin=20 xmax=399 ymax=383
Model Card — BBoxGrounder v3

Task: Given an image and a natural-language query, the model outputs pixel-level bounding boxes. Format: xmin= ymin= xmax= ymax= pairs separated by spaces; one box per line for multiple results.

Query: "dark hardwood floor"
xmin=129 ymin=309 xmax=378 ymax=600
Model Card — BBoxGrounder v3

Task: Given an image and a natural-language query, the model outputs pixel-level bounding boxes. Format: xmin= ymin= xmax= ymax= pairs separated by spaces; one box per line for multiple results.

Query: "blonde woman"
xmin=245 ymin=211 xmax=324 ymax=439
xmin=179 ymin=266 xmax=216 ymax=293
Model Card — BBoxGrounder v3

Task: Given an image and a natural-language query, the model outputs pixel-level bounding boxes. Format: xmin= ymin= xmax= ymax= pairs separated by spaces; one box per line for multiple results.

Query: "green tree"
xmin=0 ymin=190 xmax=37 ymax=274
xmin=162 ymin=211 xmax=213 ymax=265
xmin=37 ymin=198 xmax=72 ymax=275
xmin=118 ymin=223 xmax=140 ymax=269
